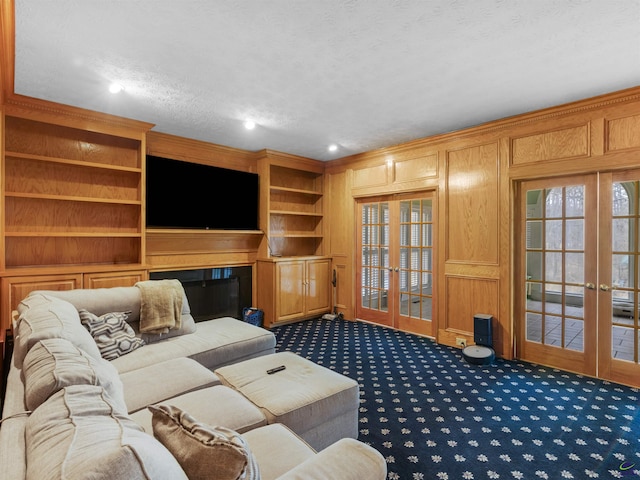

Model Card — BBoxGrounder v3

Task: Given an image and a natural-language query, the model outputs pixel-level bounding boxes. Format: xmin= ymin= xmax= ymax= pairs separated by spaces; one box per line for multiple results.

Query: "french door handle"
xmin=584 ymin=282 xmax=595 ymax=290
xmin=600 ymin=284 xmax=611 ymax=292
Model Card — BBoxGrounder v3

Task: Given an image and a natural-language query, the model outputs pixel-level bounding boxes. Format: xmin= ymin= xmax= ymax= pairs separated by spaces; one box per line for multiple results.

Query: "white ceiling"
xmin=13 ymin=0 xmax=640 ymax=161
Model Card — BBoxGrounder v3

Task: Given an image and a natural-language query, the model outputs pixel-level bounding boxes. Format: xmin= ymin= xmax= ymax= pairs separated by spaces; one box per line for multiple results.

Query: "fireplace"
xmin=149 ymin=267 xmax=252 ymax=322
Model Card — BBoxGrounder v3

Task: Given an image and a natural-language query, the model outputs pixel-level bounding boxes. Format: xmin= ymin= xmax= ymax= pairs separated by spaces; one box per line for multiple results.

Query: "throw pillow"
xmin=79 ymin=309 xmax=145 ymax=361
xmin=149 ymin=404 xmax=260 ymax=480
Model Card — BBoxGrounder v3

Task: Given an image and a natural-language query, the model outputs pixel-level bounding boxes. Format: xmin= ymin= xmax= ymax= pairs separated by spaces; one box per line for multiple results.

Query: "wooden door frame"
xmin=355 ymin=191 xmax=437 ymax=337
xmin=598 ymin=170 xmax=640 ymax=386
xmin=515 ymin=175 xmax=598 ymax=377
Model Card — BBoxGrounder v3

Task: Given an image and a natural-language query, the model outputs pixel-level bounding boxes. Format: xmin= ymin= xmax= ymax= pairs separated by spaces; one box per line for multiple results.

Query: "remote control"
xmin=267 ymin=365 xmax=286 ymax=374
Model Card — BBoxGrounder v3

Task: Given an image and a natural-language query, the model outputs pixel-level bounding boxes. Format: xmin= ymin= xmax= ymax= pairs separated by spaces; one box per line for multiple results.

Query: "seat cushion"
xmin=120 ymin=357 xmax=220 ymax=413
xmin=130 ymin=385 xmax=267 ymax=434
xmin=242 ymin=424 xmax=316 ymax=480
xmin=215 ymin=352 xmax=359 ymax=450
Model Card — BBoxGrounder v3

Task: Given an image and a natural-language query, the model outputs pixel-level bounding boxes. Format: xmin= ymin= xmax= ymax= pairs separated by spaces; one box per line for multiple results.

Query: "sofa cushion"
xmin=149 ymin=404 xmax=260 ymax=480
xmin=241 ymin=424 xmax=316 ymax=480
xmin=15 ymin=293 xmax=102 ymax=369
xmin=26 ymin=384 xmax=187 ymax=480
xmin=78 ymin=309 xmax=145 ymax=360
xmin=111 ymin=317 xmax=276 ymax=374
xmin=130 ymin=385 xmax=266 ymax=434
xmin=34 ymin=285 xmax=197 ymax=344
xmin=120 ymin=357 xmax=220 ymax=413
xmin=22 ymin=337 xmax=125 ymax=411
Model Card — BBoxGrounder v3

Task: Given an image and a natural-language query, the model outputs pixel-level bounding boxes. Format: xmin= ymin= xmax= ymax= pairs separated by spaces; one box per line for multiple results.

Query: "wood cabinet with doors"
xmin=257 ymin=257 xmax=331 ymax=327
xmin=256 ymin=150 xmax=331 ymax=326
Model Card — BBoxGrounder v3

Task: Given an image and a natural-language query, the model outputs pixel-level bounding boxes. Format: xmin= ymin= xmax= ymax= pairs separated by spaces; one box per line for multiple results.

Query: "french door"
xmin=356 ymin=192 xmax=435 ymax=337
xmin=517 ymin=173 xmax=640 ymax=386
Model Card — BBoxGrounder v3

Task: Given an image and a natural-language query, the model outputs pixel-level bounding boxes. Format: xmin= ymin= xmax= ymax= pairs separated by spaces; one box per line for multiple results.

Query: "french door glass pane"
xmin=612 ymin=181 xmax=639 ymax=364
xmin=398 ymin=199 xmax=432 ymax=321
xmin=361 ymin=202 xmax=389 ymax=313
xmin=525 ymin=186 xmax=585 ymax=350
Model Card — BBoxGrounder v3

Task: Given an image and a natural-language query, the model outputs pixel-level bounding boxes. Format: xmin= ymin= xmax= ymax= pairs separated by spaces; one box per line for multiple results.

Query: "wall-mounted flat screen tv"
xmin=146 ymin=155 xmax=259 ymax=230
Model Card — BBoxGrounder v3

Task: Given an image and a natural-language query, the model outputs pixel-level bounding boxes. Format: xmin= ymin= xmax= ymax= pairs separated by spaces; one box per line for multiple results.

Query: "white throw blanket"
xmin=135 ymin=279 xmax=184 ymax=334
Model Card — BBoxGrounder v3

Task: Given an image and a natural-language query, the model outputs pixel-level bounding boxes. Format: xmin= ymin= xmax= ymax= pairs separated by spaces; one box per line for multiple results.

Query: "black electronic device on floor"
xmin=462 ymin=314 xmax=496 ymax=365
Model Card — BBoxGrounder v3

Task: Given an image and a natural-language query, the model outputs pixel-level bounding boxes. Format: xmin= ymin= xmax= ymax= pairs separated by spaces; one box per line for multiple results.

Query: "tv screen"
xmin=146 ymin=155 xmax=259 ymax=230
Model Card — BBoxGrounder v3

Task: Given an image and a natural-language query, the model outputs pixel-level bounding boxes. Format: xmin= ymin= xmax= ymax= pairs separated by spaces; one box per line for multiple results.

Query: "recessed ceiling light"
xmin=328 ymin=144 xmax=338 ymax=152
xmin=109 ymin=83 xmax=124 ymax=94
xmin=244 ymin=120 xmax=256 ymax=130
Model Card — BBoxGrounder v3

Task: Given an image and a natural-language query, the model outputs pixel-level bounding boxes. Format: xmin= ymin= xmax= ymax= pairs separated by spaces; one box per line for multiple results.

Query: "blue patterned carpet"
xmin=272 ymin=318 xmax=640 ymax=480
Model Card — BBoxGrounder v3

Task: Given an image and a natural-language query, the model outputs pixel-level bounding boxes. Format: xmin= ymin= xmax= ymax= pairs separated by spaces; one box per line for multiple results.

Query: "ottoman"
xmin=215 ymin=351 xmax=359 ymax=451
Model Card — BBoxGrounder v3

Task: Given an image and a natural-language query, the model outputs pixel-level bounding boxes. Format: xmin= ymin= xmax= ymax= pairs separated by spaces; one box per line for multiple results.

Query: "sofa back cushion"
xmin=22 ymin=337 xmax=125 ymax=411
xmin=15 ymin=293 xmax=102 ymax=369
xmin=26 ymin=384 xmax=187 ymax=480
xmin=34 ymin=284 xmax=197 ymax=344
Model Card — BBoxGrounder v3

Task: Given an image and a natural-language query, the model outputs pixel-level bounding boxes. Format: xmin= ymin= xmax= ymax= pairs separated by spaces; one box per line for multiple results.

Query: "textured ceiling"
xmin=12 ymin=0 xmax=640 ymax=161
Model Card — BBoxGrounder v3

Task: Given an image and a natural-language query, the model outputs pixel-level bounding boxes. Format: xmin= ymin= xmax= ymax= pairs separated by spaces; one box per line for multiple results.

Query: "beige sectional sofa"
xmin=0 ymin=284 xmax=387 ymax=479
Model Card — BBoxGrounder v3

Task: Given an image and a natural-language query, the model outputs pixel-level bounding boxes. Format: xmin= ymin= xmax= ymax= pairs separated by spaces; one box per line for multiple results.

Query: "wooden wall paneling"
xmin=256 ymin=260 xmax=276 ymax=327
xmin=0 ymin=0 xmax=15 ymax=103
xmin=498 ymin=136 xmax=514 ymax=358
xmin=325 ymin=170 xmax=354 ymax=319
xmin=351 ymin=162 xmax=389 ymax=190
xmin=1 ymin=273 xmax=82 ymax=333
xmin=83 ymin=270 xmax=147 ymax=289
xmin=145 ymin=230 xmax=262 ymax=270
xmin=606 ymin=113 xmax=640 ymax=153
xmin=511 ymin=124 xmax=590 ymax=166
xmin=0 ymin=107 xmax=5 ymax=273
xmin=446 ymin=142 xmax=500 ymax=265
xmin=441 ymin=275 xmax=500 ymax=354
xmin=393 ymin=147 xmax=438 ymax=184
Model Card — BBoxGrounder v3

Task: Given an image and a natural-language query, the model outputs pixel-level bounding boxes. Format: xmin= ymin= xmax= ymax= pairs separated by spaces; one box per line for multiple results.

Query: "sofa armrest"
xmin=276 ymin=438 xmax=387 ymax=480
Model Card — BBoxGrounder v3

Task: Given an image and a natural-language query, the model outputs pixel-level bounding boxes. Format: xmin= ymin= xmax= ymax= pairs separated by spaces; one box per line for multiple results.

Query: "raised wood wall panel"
xmin=1 ymin=273 xmax=82 ymax=337
xmin=147 ymin=252 xmax=257 ymax=271
xmin=606 ymin=114 xmax=640 ymax=152
xmin=511 ymin=124 xmax=590 ymax=165
xmin=83 ymin=270 xmax=147 ymax=289
xmin=446 ymin=143 xmax=499 ymax=264
xmin=442 ymin=276 xmax=499 ymax=351
xmin=352 ymin=163 xmax=388 ymax=189
xmin=146 ymin=230 xmax=263 ymax=250
xmin=325 ymin=171 xmax=354 ymax=319
xmin=394 ymin=151 xmax=438 ymax=183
